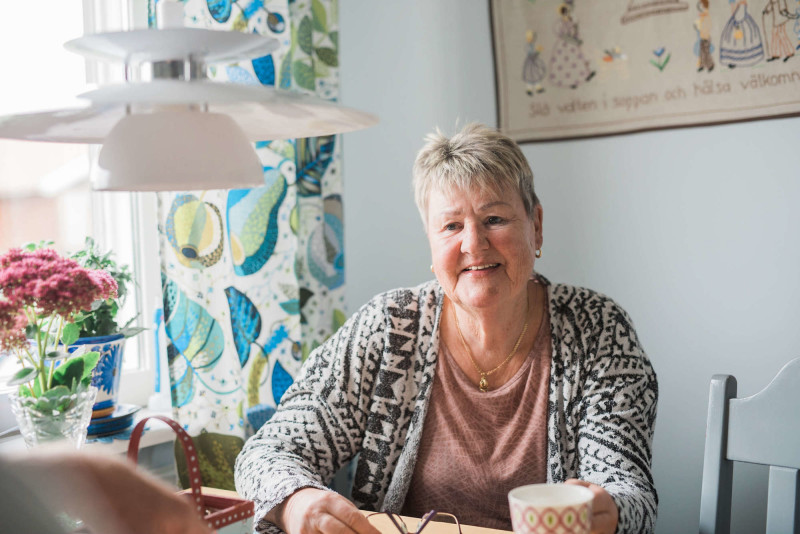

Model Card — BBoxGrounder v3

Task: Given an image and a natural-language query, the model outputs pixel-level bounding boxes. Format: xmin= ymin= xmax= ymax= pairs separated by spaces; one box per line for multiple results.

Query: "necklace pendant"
xmin=478 ymin=375 xmax=489 ymax=392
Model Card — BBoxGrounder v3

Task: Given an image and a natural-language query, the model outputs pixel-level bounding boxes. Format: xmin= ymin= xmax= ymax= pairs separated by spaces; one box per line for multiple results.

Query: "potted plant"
xmin=0 ymin=246 xmax=117 ymax=448
xmin=68 ymin=238 xmax=144 ymax=419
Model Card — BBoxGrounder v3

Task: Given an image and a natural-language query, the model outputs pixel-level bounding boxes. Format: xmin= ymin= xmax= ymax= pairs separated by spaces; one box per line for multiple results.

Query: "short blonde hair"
xmin=412 ymin=123 xmax=539 ymax=227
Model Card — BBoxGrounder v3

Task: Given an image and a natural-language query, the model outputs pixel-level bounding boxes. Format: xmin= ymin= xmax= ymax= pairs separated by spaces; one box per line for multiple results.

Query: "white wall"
xmin=339 ymin=2 xmax=800 ymax=533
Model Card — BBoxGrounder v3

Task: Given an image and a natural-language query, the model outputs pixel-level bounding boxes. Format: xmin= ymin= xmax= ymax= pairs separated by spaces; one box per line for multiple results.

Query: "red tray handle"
xmin=127 ymin=415 xmax=205 ymax=519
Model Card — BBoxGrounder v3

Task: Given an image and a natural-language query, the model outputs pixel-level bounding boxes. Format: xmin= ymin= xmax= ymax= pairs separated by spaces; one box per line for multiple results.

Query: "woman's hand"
xmin=272 ymin=487 xmax=382 ymax=534
xmin=564 ymin=479 xmax=618 ymax=534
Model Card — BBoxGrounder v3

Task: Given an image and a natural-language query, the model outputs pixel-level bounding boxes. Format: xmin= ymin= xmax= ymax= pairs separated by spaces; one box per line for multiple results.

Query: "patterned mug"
xmin=508 ymin=484 xmax=593 ymax=534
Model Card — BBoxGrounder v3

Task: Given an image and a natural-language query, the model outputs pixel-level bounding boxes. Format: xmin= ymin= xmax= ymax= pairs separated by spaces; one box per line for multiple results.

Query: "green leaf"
xmin=279 ymin=283 xmax=299 ymax=301
xmin=22 ymin=240 xmax=53 ymax=251
xmin=279 ymin=300 xmax=300 ymax=315
xmin=298 ymin=16 xmax=313 ymax=56
xmin=233 ymin=12 xmax=248 ymax=32
xmin=299 ymin=288 xmax=314 ymax=308
xmin=42 ymin=385 xmax=71 ymax=400
xmin=35 ymin=397 xmax=56 ymax=412
xmin=42 ymin=385 xmax=72 ymax=411
xmin=68 ymin=236 xmax=136 ymax=337
xmin=312 ymin=0 xmax=327 ymax=33
xmin=293 ymin=60 xmax=316 ymax=91
xmin=314 ymin=61 xmax=330 ymax=79
xmin=289 ymin=205 xmax=299 ymax=235
xmin=121 ymin=326 xmax=146 ymax=339
xmin=279 ymin=49 xmax=293 ymax=89
xmin=45 ymin=350 xmax=70 ymax=361
xmin=52 ymin=357 xmax=84 ymax=390
xmin=333 ymin=309 xmax=347 ymax=331
xmin=81 ymin=351 xmax=101 ymax=381
xmin=61 ymin=323 xmax=81 ymax=347
xmin=329 ymin=31 xmax=338 ymax=51
xmin=315 ymin=47 xmax=338 ymax=67
xmin=271 ymin=139 xmax=296 ymax=160
xmin=8 ymin=367 xmax=38 ymax=386
xmin=330 ymin=0 xmax=338 ymax=26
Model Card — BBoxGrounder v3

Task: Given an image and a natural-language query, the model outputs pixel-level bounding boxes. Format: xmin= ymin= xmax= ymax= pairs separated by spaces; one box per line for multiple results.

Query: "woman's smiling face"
xmin=426 ymin=183 xmax=542 ymax=311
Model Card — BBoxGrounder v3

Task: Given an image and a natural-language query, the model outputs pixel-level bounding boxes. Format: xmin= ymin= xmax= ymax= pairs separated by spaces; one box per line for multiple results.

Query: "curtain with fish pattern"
xmin=150 ymin=0 xmax=346 ymax=490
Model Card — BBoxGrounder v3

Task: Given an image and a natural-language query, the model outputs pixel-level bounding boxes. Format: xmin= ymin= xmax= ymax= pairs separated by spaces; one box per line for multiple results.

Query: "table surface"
xmin=200 ymin=487 xmax=512 ymax=534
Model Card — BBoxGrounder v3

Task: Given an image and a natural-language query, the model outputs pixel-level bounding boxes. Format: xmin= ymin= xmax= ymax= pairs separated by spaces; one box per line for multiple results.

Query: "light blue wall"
xmin=339 ymin=2 xmax=800 ymax=533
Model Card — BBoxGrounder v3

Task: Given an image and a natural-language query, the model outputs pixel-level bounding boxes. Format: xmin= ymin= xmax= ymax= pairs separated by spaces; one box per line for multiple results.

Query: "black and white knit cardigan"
xmin=235 ymin=278 xmax=658 ymax=534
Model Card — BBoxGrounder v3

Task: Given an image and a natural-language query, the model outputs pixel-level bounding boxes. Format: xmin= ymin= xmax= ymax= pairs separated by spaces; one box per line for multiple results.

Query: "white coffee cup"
xmin=508 ymin=484 xmax=594 ymax=534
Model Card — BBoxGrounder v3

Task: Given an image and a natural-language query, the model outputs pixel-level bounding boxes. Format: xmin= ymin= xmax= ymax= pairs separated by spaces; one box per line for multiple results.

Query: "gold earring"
xmin=430 ymin=264 xmax=434 ymax=273
xmin=535 ymin=248 xmax=542 ymax=258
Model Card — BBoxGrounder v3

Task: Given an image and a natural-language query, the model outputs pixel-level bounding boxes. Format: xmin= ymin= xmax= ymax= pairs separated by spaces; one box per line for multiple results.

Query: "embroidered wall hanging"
xmin=491 ymin=0 xmax=800 ymax=141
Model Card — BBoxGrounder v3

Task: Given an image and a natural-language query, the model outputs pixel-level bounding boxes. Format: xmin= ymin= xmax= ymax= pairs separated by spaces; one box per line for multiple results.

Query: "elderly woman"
xmin=235 ymin=124 xmax=658 ymax=534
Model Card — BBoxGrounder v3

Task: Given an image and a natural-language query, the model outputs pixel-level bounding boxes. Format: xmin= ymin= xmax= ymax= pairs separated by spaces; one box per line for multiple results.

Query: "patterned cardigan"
xmin=235 ymin=278 xmax=658 ymax=534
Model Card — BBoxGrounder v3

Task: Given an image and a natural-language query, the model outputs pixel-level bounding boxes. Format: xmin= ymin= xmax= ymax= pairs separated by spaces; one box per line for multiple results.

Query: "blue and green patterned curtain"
xmin=150 ymin=0 xmax=345 ymax=489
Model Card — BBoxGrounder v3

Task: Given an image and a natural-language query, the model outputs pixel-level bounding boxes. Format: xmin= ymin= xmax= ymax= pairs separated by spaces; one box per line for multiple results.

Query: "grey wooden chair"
xmin=699 ymin=358 xmax=800 ymax=534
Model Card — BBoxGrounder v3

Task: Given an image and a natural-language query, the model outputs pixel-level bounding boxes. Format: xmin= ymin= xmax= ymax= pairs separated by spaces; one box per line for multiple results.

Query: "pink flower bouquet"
xmin=0 ymin=247 xmax=118 ymax=404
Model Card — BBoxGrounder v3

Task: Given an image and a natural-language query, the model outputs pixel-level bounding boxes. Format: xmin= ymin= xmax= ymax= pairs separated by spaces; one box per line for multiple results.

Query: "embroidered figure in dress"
xmin=794 ymin=0 xmax=800 ymax=48
xmin=694 ymin=0 xmax=715 ymax=71
xmin=719 ymin=0 xmax=765 ymax=67
xmin=522 ymin=30 xmax=546 ymax=95
xmin=762 ymin=0 xmax=799 ymax=61
xmin=547 ymin=1 xmax=595 ymax=89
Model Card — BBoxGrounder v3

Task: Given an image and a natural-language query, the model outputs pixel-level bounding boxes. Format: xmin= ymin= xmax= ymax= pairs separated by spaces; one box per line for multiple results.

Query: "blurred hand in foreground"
xmin=2 ymin=452 xmax=212 ymax=534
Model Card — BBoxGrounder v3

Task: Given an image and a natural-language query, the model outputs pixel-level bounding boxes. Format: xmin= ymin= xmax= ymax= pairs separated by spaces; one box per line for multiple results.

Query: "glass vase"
xmin=9 ymin=386 xmax=97 ymax=449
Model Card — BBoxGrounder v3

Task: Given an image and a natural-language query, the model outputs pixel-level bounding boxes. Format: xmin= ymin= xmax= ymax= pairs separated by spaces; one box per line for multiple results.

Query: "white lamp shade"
xmin=0 ymin=82 xmax=378 ymax=144
xmin=92 ymin=111 xmax=263 ymax=191
xmin=64 ymin=28 xmax=279 ymax=64
xmin=0 ymin=27 xmax=378 ymax=192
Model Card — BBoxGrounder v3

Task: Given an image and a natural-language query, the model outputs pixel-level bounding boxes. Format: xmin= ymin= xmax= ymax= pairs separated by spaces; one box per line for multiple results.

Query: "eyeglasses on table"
xmin=366 ymin=511 xmax=463 ymax=534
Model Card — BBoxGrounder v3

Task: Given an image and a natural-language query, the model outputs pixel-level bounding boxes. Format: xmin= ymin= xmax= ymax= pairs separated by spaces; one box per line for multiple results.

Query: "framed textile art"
xmin=490 ymin=0 xmax=800 ymax=142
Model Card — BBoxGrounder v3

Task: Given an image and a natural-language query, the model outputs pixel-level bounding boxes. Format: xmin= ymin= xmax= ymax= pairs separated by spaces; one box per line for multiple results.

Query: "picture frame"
xmin=490 ymin=0 xmax=800 ymax=142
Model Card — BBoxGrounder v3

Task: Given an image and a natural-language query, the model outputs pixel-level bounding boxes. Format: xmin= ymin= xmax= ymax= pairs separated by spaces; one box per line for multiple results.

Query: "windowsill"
xmin=0 ymin=407 xmax=175 ymax=456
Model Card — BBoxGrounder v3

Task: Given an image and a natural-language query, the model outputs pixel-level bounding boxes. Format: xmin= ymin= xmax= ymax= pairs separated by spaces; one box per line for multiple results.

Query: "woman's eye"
xmin=486 ymin=216 xmax=504 ymax=225
xmin=444 ymin=222 xmax=460 ymax=231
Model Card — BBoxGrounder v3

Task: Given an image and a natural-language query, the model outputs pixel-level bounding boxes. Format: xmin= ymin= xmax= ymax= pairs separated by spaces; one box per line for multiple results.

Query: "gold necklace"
xmin=452 ymin=291 xmax=530 ymax=392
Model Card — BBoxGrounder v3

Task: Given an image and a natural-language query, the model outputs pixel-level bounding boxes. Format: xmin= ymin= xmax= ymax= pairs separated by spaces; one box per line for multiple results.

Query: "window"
xmin=0 ymin=0 xmax=165 ymax=412
xmin=0 ymin=1 xmax=93 ymax=253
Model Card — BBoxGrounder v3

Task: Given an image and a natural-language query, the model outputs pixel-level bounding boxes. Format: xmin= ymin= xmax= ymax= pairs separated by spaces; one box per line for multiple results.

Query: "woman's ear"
xmin=534 ymin=204 xmax=544 ymax=250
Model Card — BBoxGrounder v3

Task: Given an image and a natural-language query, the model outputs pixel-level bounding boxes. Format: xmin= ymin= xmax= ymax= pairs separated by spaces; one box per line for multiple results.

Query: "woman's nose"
xmin=461 ymin=223 xmax=488 ymax=253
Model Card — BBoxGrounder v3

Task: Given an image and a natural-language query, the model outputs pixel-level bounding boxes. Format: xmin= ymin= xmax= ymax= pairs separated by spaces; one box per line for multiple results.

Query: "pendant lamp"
xmin=0 ymin=5 xmax=378 ymax=191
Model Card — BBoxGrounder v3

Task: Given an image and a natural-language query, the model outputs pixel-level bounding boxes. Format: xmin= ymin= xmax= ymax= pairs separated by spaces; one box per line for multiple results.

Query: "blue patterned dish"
xmin=87 ymin=403 xmax=140 ymax=437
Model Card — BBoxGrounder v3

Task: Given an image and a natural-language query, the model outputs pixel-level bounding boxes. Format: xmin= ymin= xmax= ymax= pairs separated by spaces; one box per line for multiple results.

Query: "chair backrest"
xmin=699 ymin=358 xmax=800 ymax=534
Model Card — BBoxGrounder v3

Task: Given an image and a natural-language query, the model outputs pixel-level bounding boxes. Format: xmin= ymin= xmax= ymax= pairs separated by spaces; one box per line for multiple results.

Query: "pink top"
xmin=400 ymin=309 xmax=552 ymax=530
